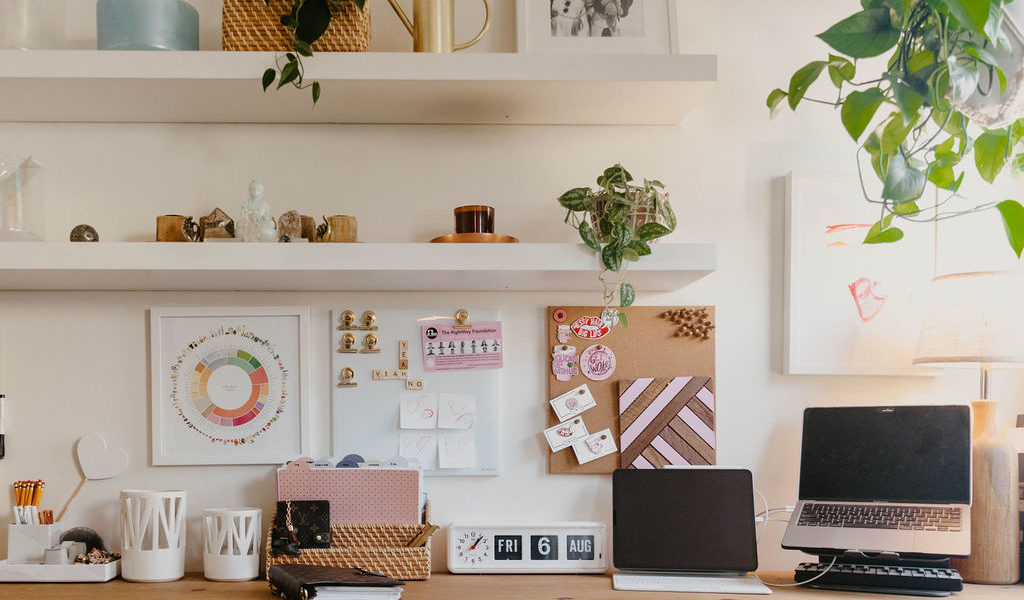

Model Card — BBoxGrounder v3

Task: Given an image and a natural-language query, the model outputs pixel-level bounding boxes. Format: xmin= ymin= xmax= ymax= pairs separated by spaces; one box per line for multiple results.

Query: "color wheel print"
xmin=169 ymin=325 xmax=288 ymax=445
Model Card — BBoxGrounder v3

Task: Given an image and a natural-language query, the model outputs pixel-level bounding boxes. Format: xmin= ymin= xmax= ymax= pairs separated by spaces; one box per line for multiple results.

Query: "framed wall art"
xmin=784 ymin=171 xmax=939 ymax=376
xmin=150 ymin=306 xmax=311 ymax=465
xmin=517 ymin=0 xmax=679 ymax=54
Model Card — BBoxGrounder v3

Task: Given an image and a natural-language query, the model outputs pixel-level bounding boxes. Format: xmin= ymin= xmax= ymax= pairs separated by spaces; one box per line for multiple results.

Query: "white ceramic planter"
xmin=202 ymin=508 xmax=261 ymax=581
xmin=119 ymin=490 xmax=186 ymax=582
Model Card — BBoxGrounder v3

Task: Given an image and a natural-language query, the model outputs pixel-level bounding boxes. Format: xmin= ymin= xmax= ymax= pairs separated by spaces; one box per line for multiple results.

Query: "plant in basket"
xmin=558 ymin=164 xmax=677 ymax=325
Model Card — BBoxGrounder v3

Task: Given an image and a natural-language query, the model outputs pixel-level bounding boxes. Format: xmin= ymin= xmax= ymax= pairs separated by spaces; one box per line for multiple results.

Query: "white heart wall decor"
xmin=76 ymin=434 xmax=129 ymax=480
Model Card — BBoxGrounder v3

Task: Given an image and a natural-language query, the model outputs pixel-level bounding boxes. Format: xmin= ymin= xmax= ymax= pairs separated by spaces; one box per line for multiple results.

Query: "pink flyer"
xmin=422 ymin=321 xmax=503 ymax=372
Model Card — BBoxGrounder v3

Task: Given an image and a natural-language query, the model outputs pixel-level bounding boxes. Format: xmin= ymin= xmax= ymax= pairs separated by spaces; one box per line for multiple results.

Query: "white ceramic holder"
xmin=6 ymin=524 xmax=63 ymax=564
xmin=202 ymin=508 xmax=261 ymax=581
xmin=120 ymin=490 xmax=186 ymax=582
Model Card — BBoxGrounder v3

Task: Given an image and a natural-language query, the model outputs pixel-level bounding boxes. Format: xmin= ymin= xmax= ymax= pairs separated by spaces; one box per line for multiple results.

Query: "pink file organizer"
xmin=277 ymin=458 xmax=421 ymax=525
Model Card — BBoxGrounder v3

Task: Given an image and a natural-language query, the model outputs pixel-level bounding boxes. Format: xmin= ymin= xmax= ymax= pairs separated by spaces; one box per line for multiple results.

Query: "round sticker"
xmin=580 ymin=344 xmax=616 ymax=381
xmin=552 ymin=308 xmax=568 ymax=323
xmin=571 ymin=315 xmax=610 ymax=340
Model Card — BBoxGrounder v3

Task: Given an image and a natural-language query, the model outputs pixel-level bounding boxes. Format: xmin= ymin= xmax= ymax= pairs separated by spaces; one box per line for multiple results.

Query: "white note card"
xmin=400 ymin=392 xmax=438 ymax=429
xmin=438 ymin=433 xmax=476 ymax=469
xmin=572 ymin=428 xmax=618 ymax=465
xmin=399 ymin=433 xmax=437 ymax=470
xmin=543 ymin=418 xmax=589 ymax=453
xmin=549 ymin=383 xmax=597 ymax=422
xmin=438 ymin=393 xmax=476 ymax=429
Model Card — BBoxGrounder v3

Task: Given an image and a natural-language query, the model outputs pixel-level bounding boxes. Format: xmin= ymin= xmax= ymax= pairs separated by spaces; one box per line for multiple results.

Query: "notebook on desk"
xmin=782 ymin=405 xmax=972 ymax=558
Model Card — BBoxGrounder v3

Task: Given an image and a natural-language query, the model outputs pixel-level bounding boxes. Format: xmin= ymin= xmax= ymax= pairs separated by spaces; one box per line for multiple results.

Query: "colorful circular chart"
xmin=169 ymin=327 xmax=288 ymax=446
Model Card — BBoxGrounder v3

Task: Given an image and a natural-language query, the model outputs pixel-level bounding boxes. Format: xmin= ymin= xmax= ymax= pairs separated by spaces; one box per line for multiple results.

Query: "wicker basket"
xmin=266 ymin=506 xmax=433 ymax=581
xmin=223 ymin=0 xmax=371 ymax=52
xmin=590 ymin=189 xmax=670 ymax=245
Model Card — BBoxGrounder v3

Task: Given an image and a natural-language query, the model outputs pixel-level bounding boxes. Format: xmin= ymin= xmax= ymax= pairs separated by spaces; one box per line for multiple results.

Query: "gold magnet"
xmin=338 ymin=310 xmax=357 ymax=330
xmin=338 ymin=367 xmax=357 ymax=387
xmin=360 ymin=333 xmax=381 ymax=354
xmin=338 ymin=332 xmax=358 ymax=353
xmin=357 ymin=310 xmax=378 ymax=331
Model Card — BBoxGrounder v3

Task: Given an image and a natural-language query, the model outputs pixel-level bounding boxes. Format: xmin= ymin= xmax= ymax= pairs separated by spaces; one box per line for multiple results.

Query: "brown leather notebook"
xmin=268 ymin=564 xmax=404 ymax=600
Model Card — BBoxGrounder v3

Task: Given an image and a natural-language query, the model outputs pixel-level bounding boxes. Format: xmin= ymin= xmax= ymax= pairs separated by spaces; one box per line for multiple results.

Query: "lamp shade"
xmin=913 ymin=272 xmax=1024 ymax=368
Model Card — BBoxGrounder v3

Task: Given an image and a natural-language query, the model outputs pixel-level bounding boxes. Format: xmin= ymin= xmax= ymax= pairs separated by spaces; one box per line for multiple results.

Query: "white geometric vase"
xmin=120 ymin=490 xmax=187 ymax=582
xmin=202 ymin=508 xmax=262 ymax=581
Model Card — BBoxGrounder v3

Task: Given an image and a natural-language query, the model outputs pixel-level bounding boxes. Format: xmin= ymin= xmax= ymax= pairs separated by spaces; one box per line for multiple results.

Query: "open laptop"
xmin=613 ymin=468 xmax=770 ymax=594
xmin=782 ymin=405 xmax=972 ymax=558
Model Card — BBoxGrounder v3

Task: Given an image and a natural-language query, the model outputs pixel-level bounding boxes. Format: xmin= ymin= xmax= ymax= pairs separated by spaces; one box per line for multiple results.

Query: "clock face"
xmin=453 ymin=529 xmax=491 ymax=566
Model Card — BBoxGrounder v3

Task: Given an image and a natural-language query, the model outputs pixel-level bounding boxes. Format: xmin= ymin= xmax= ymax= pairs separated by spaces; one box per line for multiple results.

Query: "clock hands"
xmin=470 ymin=536 xmax=484 ymax=550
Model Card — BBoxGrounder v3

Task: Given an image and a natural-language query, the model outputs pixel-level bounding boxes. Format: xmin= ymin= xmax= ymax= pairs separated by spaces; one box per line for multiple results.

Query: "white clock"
xmin=448 ymin=522 xmax=607 ymax=574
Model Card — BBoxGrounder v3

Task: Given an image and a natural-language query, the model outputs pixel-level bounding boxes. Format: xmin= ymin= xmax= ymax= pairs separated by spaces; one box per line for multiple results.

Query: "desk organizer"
xmin=265 ymin=504 xmax=433 ymax=581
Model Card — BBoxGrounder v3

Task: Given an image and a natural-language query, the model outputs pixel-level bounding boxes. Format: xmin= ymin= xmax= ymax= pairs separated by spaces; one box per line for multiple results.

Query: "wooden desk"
xmin=0 ymin=573 xmax=1020 ymax=599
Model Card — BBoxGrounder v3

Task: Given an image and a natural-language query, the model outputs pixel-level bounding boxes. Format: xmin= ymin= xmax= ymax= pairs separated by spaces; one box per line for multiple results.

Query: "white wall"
xmin=1 ymin=0 xmax=1023 ymax=573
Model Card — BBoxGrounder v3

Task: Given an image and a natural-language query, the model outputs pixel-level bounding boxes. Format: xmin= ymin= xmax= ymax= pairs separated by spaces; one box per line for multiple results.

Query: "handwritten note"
xmin=400 ymin=392 xmax=438 ymax=429
xmin=438 ymin=393 xmax=475 ymax=429
xmin=438 ymin=433 xmax=476 ymax=469
xmin=399 ymin=433 xmax=437 ymax=470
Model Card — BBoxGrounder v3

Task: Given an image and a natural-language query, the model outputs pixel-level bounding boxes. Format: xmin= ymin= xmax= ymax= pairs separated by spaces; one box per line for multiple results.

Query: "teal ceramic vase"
xmin=97 ymin=0 xmax=199 ymax=51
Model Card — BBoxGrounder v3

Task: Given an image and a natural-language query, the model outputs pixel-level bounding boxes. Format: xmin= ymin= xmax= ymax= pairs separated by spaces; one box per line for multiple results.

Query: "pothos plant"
xmin=260 ymin=0 xmax=367 ymax=104
xmin=768 ymin=0 xmax=1024 ymax=257
xmin=558 ymin=164 xmax=677 ymax=324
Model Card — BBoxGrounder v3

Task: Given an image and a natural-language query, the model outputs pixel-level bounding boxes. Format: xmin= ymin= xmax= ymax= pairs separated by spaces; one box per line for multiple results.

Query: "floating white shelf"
xmin=0 ymin=242 xmax=716 ymax=292
xmin=0 ymin=51 xmax=717 ymax=125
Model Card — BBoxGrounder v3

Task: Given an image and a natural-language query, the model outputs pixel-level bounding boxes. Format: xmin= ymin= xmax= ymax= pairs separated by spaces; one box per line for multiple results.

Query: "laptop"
xmin=613 ymin=467 xmax=770 ymax=594
xmin=782 ymin=405 xmax=972 ymax=558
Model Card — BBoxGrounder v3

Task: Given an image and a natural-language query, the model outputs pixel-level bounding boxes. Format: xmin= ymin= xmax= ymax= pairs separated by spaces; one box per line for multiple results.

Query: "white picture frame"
xmin=517 ymin=0 xmax=679 ymax=54
xmin=784 ymin=172 xmax=940 ymax=376
xmin=150 ymin=306 xmax=311 ymax=465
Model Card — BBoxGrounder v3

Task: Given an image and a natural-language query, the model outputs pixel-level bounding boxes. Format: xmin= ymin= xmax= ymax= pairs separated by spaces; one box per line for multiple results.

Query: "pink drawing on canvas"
xmin=848 ymin=277 xmax=888 ymax=321
xmin=825 ymin=223 xmax=872 ymax=234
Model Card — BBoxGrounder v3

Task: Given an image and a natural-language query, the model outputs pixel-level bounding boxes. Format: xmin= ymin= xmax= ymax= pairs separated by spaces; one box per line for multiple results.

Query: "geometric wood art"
xmin=618 ymin=376 xmax=715 ymax=468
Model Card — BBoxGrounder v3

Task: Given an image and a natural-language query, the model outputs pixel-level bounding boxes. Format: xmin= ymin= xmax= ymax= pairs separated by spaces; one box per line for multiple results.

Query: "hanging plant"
xmin=768 ymin=0 xmax=1024 ymax=257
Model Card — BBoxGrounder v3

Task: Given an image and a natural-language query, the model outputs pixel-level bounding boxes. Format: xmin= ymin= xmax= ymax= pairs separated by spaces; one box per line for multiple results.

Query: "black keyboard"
xmin=797 ymin=503 xmax=962 ymax=531
xmin=795 ymin=562 xmax=964 ymax=594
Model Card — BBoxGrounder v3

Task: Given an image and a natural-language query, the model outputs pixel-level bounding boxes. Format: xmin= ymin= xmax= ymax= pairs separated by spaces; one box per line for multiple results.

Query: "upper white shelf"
xmin=0 ymin=50 xmax=717 ymax=125
xmin=0 ymin=242 xmax=715 ymax=292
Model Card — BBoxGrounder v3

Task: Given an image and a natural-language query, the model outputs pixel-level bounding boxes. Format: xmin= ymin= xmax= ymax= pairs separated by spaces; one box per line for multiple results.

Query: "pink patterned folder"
xmin=277 ymin=458 xmax=421 ymax=525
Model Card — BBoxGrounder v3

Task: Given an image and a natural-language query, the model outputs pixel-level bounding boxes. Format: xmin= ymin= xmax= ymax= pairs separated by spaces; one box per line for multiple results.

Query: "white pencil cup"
xmin=202 ymin=508 xmax=262 ymax=581
xmin=120 ymin=490 xmax=187 ymax=582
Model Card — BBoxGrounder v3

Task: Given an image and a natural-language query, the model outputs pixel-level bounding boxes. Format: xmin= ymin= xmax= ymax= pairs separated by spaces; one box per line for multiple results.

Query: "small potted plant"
xmin=558 ymin=164 xmax=677 ymax=325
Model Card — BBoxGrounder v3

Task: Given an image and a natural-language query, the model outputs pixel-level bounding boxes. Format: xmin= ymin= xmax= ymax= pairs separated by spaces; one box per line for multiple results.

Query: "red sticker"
xmin=552 ymin=309 xmax=568 ymax=323
xmin=571 ymin=315 xmax=610 ymax=340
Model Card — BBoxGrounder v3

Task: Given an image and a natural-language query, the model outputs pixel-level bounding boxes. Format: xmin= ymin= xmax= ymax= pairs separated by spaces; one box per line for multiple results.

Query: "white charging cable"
xmin=752 ymin=488 xmax=838 ymax=588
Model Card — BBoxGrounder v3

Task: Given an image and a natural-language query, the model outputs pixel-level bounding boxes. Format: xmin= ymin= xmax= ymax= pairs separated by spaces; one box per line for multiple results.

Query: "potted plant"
xmin=558 ymin=164 xmax=677 ymax=325
xmin=768 ymin=0 xmax=1024 ymax=257
xmin=251 ymin=0 xmax=368 ymax=104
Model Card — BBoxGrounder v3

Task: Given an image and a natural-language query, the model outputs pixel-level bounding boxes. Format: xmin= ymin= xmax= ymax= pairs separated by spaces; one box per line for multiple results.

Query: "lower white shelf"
xmin=0 ymin=559 xmax=120 ymax=582
xmin=0 ymin=242 xmax=715 ymax=292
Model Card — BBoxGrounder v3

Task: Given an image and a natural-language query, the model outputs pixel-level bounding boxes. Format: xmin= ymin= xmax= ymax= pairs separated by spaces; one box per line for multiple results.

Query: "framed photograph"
xmin=150 ymin=306 xmax=311 ymax=465
xmin=517 ymin=0 xmax=679 ymax=54
xmin=784 ymin=171 xmax=940 ymax=376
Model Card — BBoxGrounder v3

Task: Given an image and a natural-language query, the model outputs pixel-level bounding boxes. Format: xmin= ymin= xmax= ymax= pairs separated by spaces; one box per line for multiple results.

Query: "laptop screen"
xmin=799 ymin=405 xmax=971 ymax=504
xmin=613 ymin=468 xmax=758 ymax=572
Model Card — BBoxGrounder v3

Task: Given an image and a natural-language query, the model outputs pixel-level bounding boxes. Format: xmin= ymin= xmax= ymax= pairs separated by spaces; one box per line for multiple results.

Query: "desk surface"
xmin=0 ymin=573 xmax=1020 ymax=599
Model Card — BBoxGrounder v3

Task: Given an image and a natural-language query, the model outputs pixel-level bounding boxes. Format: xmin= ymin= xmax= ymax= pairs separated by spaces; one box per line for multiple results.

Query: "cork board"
xmin=546 ymin=306 xmax=716 ymax=475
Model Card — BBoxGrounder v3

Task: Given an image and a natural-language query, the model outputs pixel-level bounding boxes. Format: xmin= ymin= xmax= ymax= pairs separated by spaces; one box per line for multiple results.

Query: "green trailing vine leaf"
xmin=817 ymin=8 xmax=900 ymax=58
xmin=637 ymin=222 xmax=672 ymax=242
xmin=619 ymin=283 xmax=636 ymax=308
xmin=840 ymin=88 xmax=885 ymax=141
xmin=767 ymin=89 xmax=788 ymax=118
xmin=602 ymin=243 xmax=623 ymax=272
xmin=974 ymin=129 xmax=1011 ymax=183
xmin=788 ymin=61 xmax=827 ymax=110
xmin=579 ymin=220 xmax=600 ymax=251
xmin=558 ymin=188 xmax=592 ymax=211
xmin=617 ymin=311 xmax=629 ymax=329
xmin=996 ymin=200 xmax=1024 ymax=258
xmin=864 ymin=214 xmax=905 ymax=244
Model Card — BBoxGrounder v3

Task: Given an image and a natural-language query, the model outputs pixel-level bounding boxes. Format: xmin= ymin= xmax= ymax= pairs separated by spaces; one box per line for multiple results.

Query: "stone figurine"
xmin=237 ymin=180 xmax=276 ymax=243
xmin=69 ymin=224 xmax=99 ymax=242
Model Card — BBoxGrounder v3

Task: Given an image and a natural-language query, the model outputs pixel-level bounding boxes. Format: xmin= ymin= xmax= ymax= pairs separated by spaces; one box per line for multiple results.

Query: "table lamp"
xmin=913 ymin=271 xmax=1024 ymax=584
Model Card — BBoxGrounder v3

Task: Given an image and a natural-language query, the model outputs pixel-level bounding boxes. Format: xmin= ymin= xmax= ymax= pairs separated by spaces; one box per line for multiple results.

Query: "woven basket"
xmin=590 ymin=189 xmax=670 ymax=245
xmin=223 ymin=0 xmax=371 ymax=52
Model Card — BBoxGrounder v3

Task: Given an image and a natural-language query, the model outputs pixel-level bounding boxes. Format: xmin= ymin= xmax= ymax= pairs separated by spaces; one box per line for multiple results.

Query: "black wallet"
xmin=268 ymin=564 xmax=403 ymax=600
xmin=272 ymin=500 xmax=331 ymax=557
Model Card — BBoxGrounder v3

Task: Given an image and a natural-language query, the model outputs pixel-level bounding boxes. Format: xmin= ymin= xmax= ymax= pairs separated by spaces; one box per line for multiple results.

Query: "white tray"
xmin=0 ymin=559 xmax=119 ymax=582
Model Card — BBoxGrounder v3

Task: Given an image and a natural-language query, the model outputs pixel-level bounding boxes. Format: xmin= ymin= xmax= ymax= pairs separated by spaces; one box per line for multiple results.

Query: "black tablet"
xmin=613 ymin=468 xmax=758 ymax=572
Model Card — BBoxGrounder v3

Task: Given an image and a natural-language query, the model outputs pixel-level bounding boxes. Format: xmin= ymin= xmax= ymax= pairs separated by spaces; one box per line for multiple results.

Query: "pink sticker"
xmin=571 ymin=315 xmax=610 ymax=340
xmin=566 ymin=396 xmax=579 ymax=411
xmin=580 ymin=344 xmax=616 ymax=381
xmin=422 ymin=321 xmax=503 ymax=372
xmin=557 ymin=325 xmax=571 ymax=343
xmin=552 ymin=352 xmax=579 ymax=382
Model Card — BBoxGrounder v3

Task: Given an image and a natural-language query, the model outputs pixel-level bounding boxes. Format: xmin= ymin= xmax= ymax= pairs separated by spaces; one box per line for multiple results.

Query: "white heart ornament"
xmin=76 ymin=434 xmax=129 ymax=480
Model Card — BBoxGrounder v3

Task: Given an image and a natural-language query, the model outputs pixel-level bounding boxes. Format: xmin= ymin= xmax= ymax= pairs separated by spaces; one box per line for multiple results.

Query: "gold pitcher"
xmin=385 ymin=0 xmax=490 ymax=53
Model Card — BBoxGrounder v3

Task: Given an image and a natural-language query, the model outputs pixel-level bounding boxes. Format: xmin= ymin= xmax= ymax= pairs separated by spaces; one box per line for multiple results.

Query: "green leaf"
xmin=818 ymin=8 xmax=900 ymax=58
xmin=938 ymin=0 xmax=991 ymax=36
xmin=788 ymin=61 xmax=827 ymax=109
xmin=294 ymin=40 xmax=313 ymax=57
xmin=312 ymin=81 xmax=321 ymax=104
xmin=828 ymin=54 xmax=856 ymax=87
xmin=262 ymin=68 xmax=276 ymax=91
xmin=280 ymin=14 xmax=297 ymax=27
xmin=622 ymin=247 xmax=640 ymax=262
xmin=600 ymin=165 xmax=633 ymax=187
xmin=907 ymin=50 xmax=935 ymax=72
xmin=277 ymin=61 xmax=299 ymax=89
xmin=636 ymin=222 xmax=672 ymax=242
xmin=928 ymin=165 xmax=956 ymax=189
xmin=617 ymin=311 xmax=629 ymax=328
xmin=579 ymin=220 xmax=601 ymax=251
xmin=863 ymin=213 xmax=905 ymax=244
xmin=974 ymin=128 xmax=1010 ymax=183
xmin=882 ymin=154 xmax=926 ymax=202
xmin=628 ymin=240 xmax=652 ymax=257
xmin=996 ymin=199 xmax=1024 ymax=258
xmin=841 ymin=88 xmax=885 ymax=141
xmin=295 ymin=0 xmax=332 ymax=44
xmin=619 ymin=283 xmax=636 ymax=308
xmin=614 ymin=222 xmax=633 ymax=246
xmin=947 ymin=55 xmax=980 ymax=104
xmin=602 ymin=243 xmax=623 ymax=272
xmin=352 ymin=0 xmax=367 ymax=10
xmin=558 ymin=188 xmax=592 ymax=211
xmin=892 ymin=83 xmax=924 ymax=125
xmin=881 ymin=113 xmax=915 ymax=155
xmin=658 ymin=197 xmax=677 ymax=231
xmin=767 ymin=88 xmax=788 ymax=118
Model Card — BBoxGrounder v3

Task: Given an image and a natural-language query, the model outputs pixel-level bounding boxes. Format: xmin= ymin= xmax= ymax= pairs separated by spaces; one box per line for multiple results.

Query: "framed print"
xmin=784 ymin=172 xmax=940 ymax=376
xmin=517 ymin=0 xmax=679 ymax=54
xmin=150 ymin=306 xmax=311 ymax=465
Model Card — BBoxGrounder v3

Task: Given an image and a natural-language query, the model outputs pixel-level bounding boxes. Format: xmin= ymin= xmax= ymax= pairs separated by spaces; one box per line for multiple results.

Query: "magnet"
xmin=580 ymin=344 xmax=616 ymax=381
xmin=360 ymin=333 xmax=381 ymax=354
xmin=338 ymin=367 xmax=357 ymax=387
xmin=557 ymin=324 xmax=571 ymax=344
xmin=357 ymin=310 xmax=378 ymax=330
xmin=338 ymin=332 xmax=358 ymax=353
xmin=552 ymin=308 xmax=568 ymax=323
xmin=337 ymin=310 xmax=357 ymax=330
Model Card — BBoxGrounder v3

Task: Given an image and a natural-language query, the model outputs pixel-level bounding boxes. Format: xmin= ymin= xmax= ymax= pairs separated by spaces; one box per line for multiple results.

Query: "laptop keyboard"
xmin=797 ymin=503 xmax=962 ymax=531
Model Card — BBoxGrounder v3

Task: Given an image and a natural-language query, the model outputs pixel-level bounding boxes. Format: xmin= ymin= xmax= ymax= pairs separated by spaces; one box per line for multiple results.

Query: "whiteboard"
xmin=331 ymin=308 xmax=500 ymax=476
